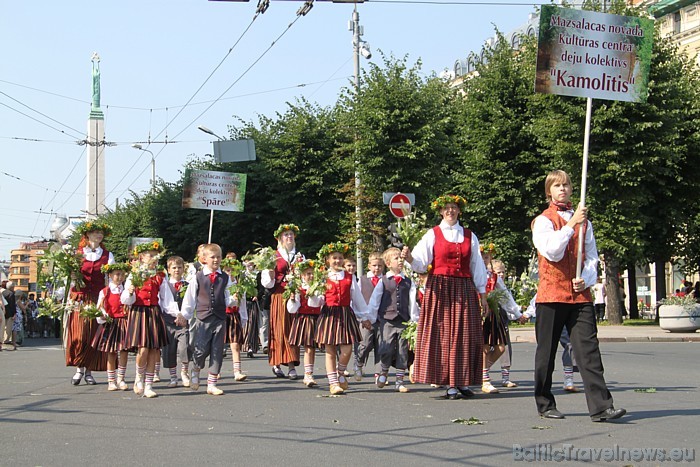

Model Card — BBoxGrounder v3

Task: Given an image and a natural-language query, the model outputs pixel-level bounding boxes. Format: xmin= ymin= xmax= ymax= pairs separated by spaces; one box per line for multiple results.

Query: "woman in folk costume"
xmin=402 ymin=195 xmax=489 ymax=400
xmin=261 ymin=224 xmax=303 ymax=379
xmin=67 ymin=221 xmax=114 ymax=386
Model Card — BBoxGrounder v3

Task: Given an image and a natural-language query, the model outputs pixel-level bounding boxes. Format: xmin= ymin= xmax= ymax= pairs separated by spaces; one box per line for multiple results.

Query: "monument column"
xmin=86 ymin=52 xmax=106 ymax=218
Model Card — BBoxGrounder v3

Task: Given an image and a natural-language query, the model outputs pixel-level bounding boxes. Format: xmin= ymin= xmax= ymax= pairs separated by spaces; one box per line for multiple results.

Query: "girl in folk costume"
xmin=221 ymin=258 xmax=249 ymax=382
xmin=242 ymin=259 xmax=262 ymax=358
xmin=67 ymin=221 xmax=114 ymax=386
xmin=91 ymin=263 xmax=132 ymax=391
xmin=286 ymin=259 xmax=324 ymax=388
xmin=121 ymin=241 xmax=173 ymax=398
xmin=261 ymin=224 xmax=303 ymax=379
xmin=402 ymin=195 xmax=489 ymax=400
xmin=315 ymin=242 xmax=372 ymax=395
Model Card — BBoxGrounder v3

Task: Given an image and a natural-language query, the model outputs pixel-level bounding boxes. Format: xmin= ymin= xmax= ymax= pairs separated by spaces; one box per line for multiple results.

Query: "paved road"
xmin=1 ymin=338 xmax=698 ymax=466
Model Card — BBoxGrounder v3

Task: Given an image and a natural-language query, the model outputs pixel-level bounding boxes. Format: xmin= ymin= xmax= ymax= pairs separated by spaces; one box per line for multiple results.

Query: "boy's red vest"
xmin=535 ymin=204 xmax=592 ymax=304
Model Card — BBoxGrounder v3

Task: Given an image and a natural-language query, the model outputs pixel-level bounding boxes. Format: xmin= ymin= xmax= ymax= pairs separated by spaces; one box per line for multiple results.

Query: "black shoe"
xmin=539 ymin=408 xmax=565 ymax=419
xmin=247 ymin=350 xmax=254 ymax=358
xmin=591 ymin=407 xmax=626 ymax=422
xmin=458 ymin=387 xmax=475 ymax=398
xmin=444 ymin=389 xmax=462 ymax=400
xmin=84 ymin=374 xmax=97 ymax=385
xmin=272 ymin=366 xmax=285 ymax=378
xmin=262 ymin=346 xmax=268 ymax=354
xmin=71 ymin=373 xmax=83 ymax=386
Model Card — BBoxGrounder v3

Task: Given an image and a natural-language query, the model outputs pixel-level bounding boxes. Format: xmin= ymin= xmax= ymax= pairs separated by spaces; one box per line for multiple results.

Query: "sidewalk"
xmin=510 ymin=324 xmax=700 ymax=343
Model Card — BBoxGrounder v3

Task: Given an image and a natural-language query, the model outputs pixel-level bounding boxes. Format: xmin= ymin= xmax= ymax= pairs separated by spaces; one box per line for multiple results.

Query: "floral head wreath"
xmin=133 ymin=241 xmax=164 ymax=256
xmin=318 ymin=242 xmax=351 ymax=259
xmin=294 ymin=258 xmax=319 ymax=273
xmin=75 ymin=221 xmax=112 ymax=238
xmin=274 ymin=223 xmax=300 ymax=239
xmin=431 ymin=194 xmax=467 ymax=213
xmin=479 ymin=242 xmax=496 ymax=255
xmin=101 ymin=262 xmax=131 ymax=274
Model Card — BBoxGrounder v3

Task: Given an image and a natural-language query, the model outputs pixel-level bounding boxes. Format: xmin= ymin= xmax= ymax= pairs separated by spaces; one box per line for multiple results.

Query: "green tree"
xmin=454 ymin=33 xmax=543 ymax=273
xmin=336 ymin=54 xmax=459 ymax=255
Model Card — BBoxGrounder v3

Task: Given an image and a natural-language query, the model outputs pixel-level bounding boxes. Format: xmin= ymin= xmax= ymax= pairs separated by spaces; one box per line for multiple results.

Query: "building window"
xmin=29 ymin=283 xmax=38 ymax=292
xmin=673 ymin=11 xmax=681 ymax=34
xmin=511 ymin=33 xmax=521 ymax=50
xmin=19 ymin=279 xmax=29 ymax=287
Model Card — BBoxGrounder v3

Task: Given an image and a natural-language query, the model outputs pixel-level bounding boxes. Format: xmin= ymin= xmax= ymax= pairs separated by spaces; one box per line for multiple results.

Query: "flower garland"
xmin=224 ymin=257 xmax=258 ymax=299
xmin=317 ymin=241 xmax=351 ymax=260
xmin=273 ymin=223 xmax=300 ymax=239
xmin=132 ymin=240 xmax=165 ymax=257
xmin=479 ymin=242 xmax=497 ymax=255
xmin=39 ymin=244 xmax=85 ymax=290
xmin=74 ymin=221 xmax=112 ymax=237
xmin=100 ymin=263 xmax=131 ymax=274
xmin=431 ymin=194 xmax=467 ymax=213
xmin=283 ymin=259 xmax=327 ymax=300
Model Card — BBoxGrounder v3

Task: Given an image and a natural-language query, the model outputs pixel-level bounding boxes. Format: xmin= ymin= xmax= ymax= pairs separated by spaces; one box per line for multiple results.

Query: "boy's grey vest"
xmin=196 ymin=272 xmax=227 ymax=320
xmin=379 ymin=276 xmax=411 ymax=322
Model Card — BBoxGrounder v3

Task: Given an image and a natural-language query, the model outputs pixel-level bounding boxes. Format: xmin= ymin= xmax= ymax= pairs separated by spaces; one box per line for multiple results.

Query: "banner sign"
xmin=535 ymin=6 xmax=654 ymax=102
xmin=182 ymin=170 xmax=247 ymax=212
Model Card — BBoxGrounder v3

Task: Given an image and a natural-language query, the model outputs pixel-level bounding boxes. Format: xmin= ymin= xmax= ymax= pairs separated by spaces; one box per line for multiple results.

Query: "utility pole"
xmin=350 ymin=6 xmax=371 ymax=276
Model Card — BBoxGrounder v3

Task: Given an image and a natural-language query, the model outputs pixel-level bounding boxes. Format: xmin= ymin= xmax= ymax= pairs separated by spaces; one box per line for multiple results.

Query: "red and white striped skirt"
xmin=315 ymin=306 xmax=361 ymax=346
xmin=412 ymin=274 xmax=483 ymax=387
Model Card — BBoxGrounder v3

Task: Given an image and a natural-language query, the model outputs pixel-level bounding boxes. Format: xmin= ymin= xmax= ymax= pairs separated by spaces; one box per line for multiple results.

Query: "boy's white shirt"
xmin=532 ymin=210 xmax=598 ymax=289
xmin=367 ymin=271 xmax=419 ymax=324
xmin=409 ymin=220 xmax=488 ymax=293
xmin=170 ymin=266 xmax=237 ymax=321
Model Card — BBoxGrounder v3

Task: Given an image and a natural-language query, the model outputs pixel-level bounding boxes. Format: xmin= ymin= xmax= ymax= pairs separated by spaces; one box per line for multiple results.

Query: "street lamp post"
xmin=350 ymin=7 xmax=371 ymax=276
xmin=131 ymin=144 xmax=156 ymax=193
xmin=198 ymin=125 xmax=225 ymax=141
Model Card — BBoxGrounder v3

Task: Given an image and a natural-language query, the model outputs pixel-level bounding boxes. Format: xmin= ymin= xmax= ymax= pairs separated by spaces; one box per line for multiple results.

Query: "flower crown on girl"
xmin=274 ymin=223 xmax=300 ymax=239
xmin=479 ymin=242 xmax=497 ymax=255
xmin=75 ymin=221 xmax=112 ymax=237
xmin=431 ymin=194 xmax=467 ymax=213
xmin=318 ymin=242 xmax=351 ymax=259
xmin=101 ymin=263 xmax=131 ymax=274
xmin=133 ymin=241 xmax=164 ymax=256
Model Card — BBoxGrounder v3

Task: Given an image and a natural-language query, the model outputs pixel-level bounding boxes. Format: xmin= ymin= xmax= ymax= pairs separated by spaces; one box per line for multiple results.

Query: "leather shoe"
xmin=540 ymin=408 xmax=565 ymax=419
xmin=71 ymin=373 xmax=82 ymax=386
xmin=591 ymin=407 xmax=626 ymax=422
xmin=459 ymin=387 xmax=475 ymax=398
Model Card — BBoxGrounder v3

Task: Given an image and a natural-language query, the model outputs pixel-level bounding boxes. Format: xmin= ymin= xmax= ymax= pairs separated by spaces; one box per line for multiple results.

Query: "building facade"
xmin=8 ymin=241 xmax=49 ymax=295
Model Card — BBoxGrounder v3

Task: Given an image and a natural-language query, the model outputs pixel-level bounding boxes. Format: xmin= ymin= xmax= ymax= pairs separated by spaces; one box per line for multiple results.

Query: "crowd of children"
xmin=64 ymin=191 xmax=585 ymax=404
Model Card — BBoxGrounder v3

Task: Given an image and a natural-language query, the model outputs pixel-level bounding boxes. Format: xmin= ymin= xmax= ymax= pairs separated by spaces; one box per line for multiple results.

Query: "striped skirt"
xmin=243 ymin=300 xmax=261 ymax=352
xmin=125 ymin=305 xmax=170 ymax=349
xmin=268 ymin=292 xmax=300 ymax=367
xmin=91 ymin=317 xmax=130 ymax=353
xmin=289 ymin=313 xmax=319 ymax=347
xmin=413 ymin=274 xmax=483 ymax=388
xmin=65 ymin=310 xmax=108 ymax=371
xmin=225 ymin=312 xmax=244 ymax=345
xmin=483 ymin=307 xmax=508 ymax=349
xmin=315 ymin=306 xmax=362 ymax=346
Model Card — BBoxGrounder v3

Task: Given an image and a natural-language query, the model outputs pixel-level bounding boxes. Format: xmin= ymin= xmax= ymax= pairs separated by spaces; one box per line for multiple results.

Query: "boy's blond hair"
xmin=167 ymin=255 xmax=185 ymax=268
xmin=544 ymin=170 xmax=571 ymax=201
xmin=201 ymin=243 xmax=222 ymax=256
xmin=382 ymin=247 xmax=401 ymax=266
xmin=368 ymin=251 xmax=383 ymax=264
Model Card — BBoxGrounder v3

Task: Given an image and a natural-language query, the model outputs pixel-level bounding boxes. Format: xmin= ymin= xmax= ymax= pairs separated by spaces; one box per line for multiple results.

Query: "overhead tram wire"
xmin=110 ymin=2 xmax=314 ymax=202
xmin=0 ymin=90 xmax=85 ymax=140
xmin=104 ymin=2 xmax=270 ymax=201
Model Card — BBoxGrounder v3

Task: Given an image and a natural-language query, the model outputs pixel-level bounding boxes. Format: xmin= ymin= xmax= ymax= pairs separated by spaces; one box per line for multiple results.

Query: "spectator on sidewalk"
xmin=592 ymin=278 xmax=606 ymax=323
xmin=2 ymin=281 xmax=18 ymax=349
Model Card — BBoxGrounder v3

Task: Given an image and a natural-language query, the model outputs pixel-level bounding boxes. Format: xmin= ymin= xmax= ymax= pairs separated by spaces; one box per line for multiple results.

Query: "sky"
xmin=0 ymin=0 xmax=541 ymax=259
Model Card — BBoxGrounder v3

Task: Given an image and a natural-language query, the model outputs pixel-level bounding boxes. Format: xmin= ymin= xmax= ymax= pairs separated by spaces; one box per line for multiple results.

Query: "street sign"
xmin=389 ymin=193 xmax=412 ymax=219
xmin=382 ymin=192 xmax=415 ymax=205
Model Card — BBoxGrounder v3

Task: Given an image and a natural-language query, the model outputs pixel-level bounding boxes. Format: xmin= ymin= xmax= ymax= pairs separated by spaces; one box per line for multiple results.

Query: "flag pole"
xmin=576 ymin=97 xmax=593 ymax=278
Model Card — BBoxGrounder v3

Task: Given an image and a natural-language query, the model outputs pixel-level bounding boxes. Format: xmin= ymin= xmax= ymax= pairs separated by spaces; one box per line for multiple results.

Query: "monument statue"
xmin=91 ymin=52 xmax=101 ymax=110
